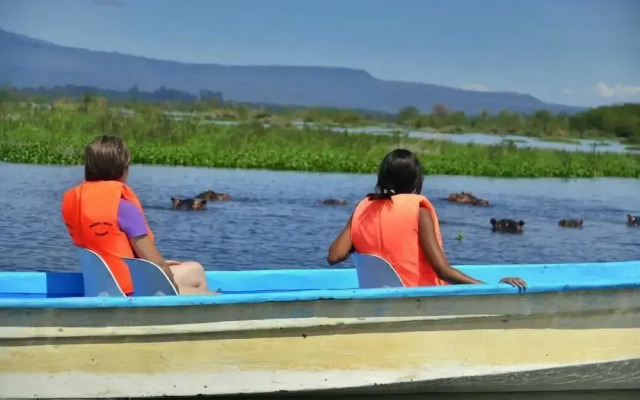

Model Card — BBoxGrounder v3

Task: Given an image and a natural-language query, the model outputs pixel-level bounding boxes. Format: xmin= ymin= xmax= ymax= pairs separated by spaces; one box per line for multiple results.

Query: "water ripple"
xmin=0 ymin=162 xmax=638 ymax=272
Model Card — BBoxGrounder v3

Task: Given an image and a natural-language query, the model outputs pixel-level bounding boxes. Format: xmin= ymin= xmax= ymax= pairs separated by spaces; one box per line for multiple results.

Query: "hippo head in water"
xmin=321 ymin=199 xmax=347 ymax=206
xmin=195 ymin=189 xmax=231 ymax=202
xmin=171 ymin=197 xmax=207 ymax=211
xmin=628 ymin=214 xmax=639 ymax=226
xmin=490 ymin=218 xmax=524 ymax=234
xmin=558 ymin=219 xmax=584 ymax=228
xmin=447 ymin=191 xmax=490 ymax=207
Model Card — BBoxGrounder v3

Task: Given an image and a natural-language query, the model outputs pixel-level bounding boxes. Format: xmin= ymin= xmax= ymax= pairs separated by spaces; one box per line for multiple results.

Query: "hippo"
xmin=321 ymin=199 xmax=347 ymax=206
xmin=490 ymin=218 xmax=524 ymax=234
xmin=628 ymin=214 xmax=639 ymax=226
xmin=171 ymin=197 xmax=207 ymax=211
xmin=558 ymin=219 xmax=584 ymax=228
xmin=447 ymin=191 xmax=490 ymax=207
xmin=195 ymin=189 xmax=231 ymax=202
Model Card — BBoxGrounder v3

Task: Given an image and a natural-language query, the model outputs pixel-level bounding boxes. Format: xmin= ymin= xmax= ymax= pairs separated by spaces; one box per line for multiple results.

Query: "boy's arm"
xmin=129 ymin=235 xmax=179 ymax=290
xmin=118 ymin=199 xmax=179 ymax=289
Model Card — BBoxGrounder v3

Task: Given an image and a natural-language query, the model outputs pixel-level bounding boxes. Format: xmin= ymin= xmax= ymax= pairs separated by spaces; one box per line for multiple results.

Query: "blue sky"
xmin=0 ymin=0 xmax=638 ymax=107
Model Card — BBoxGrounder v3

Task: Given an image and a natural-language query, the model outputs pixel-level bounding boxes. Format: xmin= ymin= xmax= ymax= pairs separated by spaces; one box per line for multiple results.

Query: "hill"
xmin=0 ymin=29 xmax=586 ymax=115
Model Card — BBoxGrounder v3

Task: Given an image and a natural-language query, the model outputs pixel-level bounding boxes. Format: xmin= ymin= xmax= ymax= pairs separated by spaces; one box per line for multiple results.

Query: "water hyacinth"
xmin=1 ymin=109 xmax=639 ymax=178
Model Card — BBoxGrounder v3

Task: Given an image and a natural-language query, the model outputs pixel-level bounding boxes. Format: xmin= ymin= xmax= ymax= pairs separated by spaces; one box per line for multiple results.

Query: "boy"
xmin=62 ymin=135 xmax=216 ymax=295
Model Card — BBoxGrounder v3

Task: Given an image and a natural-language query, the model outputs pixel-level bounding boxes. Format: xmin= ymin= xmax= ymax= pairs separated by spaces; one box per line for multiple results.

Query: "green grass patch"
xmin=1 ymin=110 xmax=639 ymax=178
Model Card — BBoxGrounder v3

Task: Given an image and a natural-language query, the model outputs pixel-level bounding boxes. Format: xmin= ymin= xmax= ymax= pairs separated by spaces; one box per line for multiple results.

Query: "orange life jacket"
xmin=61 ymin=180 xmax=154 ymax=294
xmin=351 ymin=193 xmax=449 ymax=287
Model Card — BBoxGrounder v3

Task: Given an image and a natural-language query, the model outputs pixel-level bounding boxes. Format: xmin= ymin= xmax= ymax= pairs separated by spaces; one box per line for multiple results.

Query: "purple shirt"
xmin=117 ymin=199 xmax=148 ymax=238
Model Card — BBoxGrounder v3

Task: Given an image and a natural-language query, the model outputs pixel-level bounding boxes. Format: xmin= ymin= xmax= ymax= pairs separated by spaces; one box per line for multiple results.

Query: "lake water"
xmin=291 ymin=121 xmax=635 ymax=155
xmin=409 ymin=131 xmax=635 ymax=154
xmin=1 ymin=162 xmax=638 ymax=273
xmin=273 ymin=120 xmax=636 ymax=155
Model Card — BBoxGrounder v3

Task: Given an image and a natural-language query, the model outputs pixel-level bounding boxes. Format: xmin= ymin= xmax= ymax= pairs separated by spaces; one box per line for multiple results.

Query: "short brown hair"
xmin=84 ymin=135 xmax=131 ymax=181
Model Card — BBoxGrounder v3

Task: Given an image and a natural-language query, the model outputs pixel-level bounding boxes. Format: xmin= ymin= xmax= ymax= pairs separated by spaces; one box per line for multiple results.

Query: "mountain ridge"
xmin=0 ymin=29 xmax=586 ymax=115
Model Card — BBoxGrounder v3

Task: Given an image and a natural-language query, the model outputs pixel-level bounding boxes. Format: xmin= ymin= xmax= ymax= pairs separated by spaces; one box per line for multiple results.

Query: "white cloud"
xmin=594 ymin=82 xmax=640 ymax=98
xmin=562 ymin=88 xmax=573 ymax=95
xmin=461 ymin=83 xmax=489 ymax=92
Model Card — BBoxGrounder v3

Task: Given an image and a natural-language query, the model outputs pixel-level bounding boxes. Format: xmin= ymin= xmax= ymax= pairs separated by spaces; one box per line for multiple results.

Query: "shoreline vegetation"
xmin=2 ymin=109 xmax=639 ymax=179
xmin=393 ymin=103 xmax=639 ymax=145
xmin=2 ymin=84 xmax=639 ymax=141
xmin=1 ymin=85 xmax=639 ymax=178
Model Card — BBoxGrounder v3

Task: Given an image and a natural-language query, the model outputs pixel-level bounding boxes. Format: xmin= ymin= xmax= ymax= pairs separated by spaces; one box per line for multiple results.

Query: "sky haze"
xmin=1 ymin=0 xmax=638 ymax=107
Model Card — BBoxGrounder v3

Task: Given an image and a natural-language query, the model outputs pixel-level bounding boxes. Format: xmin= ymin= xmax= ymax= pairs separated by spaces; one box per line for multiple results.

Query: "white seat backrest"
xmin=75 ymin=247 xmax=126 ymax=297
xmin=123 ymin=257 xmax=178 ymax=296
xmin=352 ymin=253 xmax=405 ymax=289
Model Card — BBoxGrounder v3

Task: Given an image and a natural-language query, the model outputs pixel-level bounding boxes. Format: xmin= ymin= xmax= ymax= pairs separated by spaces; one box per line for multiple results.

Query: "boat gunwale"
xmin=1 ymin=280 xmax=639 ymax=309
xmin=2 ymin=260 xmax=639 ymax=309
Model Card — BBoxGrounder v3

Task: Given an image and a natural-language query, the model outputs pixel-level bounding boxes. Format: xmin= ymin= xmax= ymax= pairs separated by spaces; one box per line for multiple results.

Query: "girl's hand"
xmin=500 ymin=277 xmax=527 ymax=290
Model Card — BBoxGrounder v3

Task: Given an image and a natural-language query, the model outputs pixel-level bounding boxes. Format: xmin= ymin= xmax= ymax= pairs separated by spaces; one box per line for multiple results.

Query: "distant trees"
xmin=569 ymin=103 xmax=640 ymax=142
xmin=302 ymin=108 xmax=365 ymax=125
xmin=198 ymin=89 xmax=224 ymax=103
xmin=532 ymin=110 xmax=552 ymax=134
xmin=0 ymin=83 xmax=22 ymax=106
xmin=396 ymin=106 xmax=419 ymax=124
xmin=431 ymin=104 xmax=451 ymax=118
xmin=5 ymin=84 xmax=223 ymax=105
xmin=3 ymin=83 xmax=638 ymax=143
xmin=394 ymin=103 xmax=640 ymax=142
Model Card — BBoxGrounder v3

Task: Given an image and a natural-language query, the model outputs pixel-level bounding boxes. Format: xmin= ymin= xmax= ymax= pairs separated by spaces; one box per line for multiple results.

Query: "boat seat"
xmin=123 ymin=257 xmax=178 ymax=296
xmin=352 ymin=252 xmax=405 ymax=289
xmin=75 ymin=247 xmax=126 ymax=297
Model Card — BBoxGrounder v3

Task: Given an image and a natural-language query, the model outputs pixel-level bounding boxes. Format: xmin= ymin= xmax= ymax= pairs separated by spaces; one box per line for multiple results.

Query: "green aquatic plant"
xmin=1 ymin=109 xmax=639 ymax=178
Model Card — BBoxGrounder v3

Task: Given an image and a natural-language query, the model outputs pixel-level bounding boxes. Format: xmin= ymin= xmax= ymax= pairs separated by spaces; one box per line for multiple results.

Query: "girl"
xmin=62 ymin=135 xmax=216 ymax=295
xmin=327 ymin=149 xmax=526 ymax=289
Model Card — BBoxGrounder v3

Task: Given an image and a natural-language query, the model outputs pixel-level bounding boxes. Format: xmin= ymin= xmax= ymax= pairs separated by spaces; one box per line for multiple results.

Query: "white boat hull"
xmin=1 ymin=287 xmax=639 ymax=398
xmin=2 ymin=359 xmax=639 ymax=398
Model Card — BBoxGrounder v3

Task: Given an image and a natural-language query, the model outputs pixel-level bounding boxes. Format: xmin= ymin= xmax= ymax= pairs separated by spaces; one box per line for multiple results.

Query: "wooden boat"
xmin=1 ymin=260 xmax=639 ymax=398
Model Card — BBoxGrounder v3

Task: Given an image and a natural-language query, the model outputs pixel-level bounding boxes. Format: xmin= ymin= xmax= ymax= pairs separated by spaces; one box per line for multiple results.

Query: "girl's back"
xmin=328 ymin=148 xmax=526 ymax=290
xmin=351 ymin=193 xmax=447 ymax=287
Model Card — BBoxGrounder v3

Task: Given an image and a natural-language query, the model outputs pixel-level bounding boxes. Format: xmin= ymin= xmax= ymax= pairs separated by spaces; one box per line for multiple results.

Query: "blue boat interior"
xmin=1 ymin=261 xmax=639 ymax=307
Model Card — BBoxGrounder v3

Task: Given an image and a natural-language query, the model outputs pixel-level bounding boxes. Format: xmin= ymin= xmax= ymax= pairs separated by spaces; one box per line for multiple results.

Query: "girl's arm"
xmin=418 ymin=208 xmax=484 ymax=284
xmin=418 ymin=209 xmax=526 ymax=289
xmin=327 ymin=214 xmax=355 ymax=265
